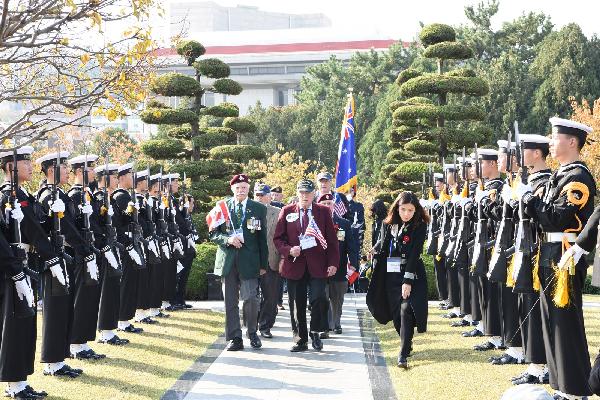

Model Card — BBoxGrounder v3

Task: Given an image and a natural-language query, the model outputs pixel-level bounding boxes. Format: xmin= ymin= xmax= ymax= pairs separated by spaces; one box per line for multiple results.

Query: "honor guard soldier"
xmin=210 ymin=174 xmax=268 ymax=351
xmin=112 ymin=163 xmax=145 ymax=334
xmin=93 ymin=163 xmax=129 ymax=346
xmin=0 ymin=145 xmax=47 ymax=399
xmin=35 ymin=151 xmax=87 ymax=377
xmin=66 ymin=153 xmax=107 ymax=360
xmin=273 ymin=179 xmax=340 ymax=352
xmin=428 ymin=173 xmax=448 ymax=306
xmin=518 ymin=117 xmax=595 ymax=400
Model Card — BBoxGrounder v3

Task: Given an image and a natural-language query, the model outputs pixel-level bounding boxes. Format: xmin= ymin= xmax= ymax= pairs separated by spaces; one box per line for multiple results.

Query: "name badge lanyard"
xmin=230 ymin=202 xmax=245 ymax=231
xmin=388 ymin=223 xmax=406 ymax=257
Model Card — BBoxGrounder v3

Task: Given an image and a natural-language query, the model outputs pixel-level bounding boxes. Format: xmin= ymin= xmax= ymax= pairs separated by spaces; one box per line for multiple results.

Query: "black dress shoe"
xmin=119 ymin=325 xmax=143 ymax=334
xmin=290 ymin=341 xmax=308 ymax=352
xmin=491 ymin=354 xmax=523 ymax=365
xmin=64 ymin=364 xmax=83 ymax=375
xmin=451 ymin=319 xmax=470 ymax=327
xmin=443 ymin=312 xmax=461 ymax=319
xmin=260 ymin=330 xmax=273 ymax=339
xmin=183 ymin=303 xmax=192 ymax=309
xmin=156 ymin=311 xmax=170 ymax=318
xmin=99 ymin=335 xmax=129 ymax=345
xmin=512 ymin=372 xmax=543 ymax=385
xmin=24 ymin=386 xmax=47 ymax=397
xmin=227 ymin=338 xmax=244 ymax=351
xmin=319 ymin=331 xmax=330 ymax=339
xmin=164 ymin=305 xmax=179 ymax=311
xmin=43 ymin=365 xmax=80 ymax=378
xmin=248 ymin=333 xmax=262 ymax=349
xmin=334 ymin=327 xmax=342 ymax=334
xmin=6 ymin=389 xmax=43 ymax=399
xmin=311 ymin=333 xmax=323 ymax=351
xmin=141 ymin=317 xmax=159 ymax=324
xmin=397 ymin=355 xmax=409 ymax=369
xmin=473 ymin=341 xmax=496 ymax=351
xmin=461 ymin=329 xmax=483 ymax=337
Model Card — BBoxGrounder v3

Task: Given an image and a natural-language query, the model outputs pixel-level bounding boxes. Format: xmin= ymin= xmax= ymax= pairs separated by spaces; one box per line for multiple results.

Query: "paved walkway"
xmin=174 ymin=293 xmax=390 ymax=400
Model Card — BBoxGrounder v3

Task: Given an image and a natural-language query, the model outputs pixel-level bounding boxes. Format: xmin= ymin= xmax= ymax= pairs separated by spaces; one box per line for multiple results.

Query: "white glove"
xmin=127 ymin=246 xmax=142 ymax=265
xmin=13 ymin=275 xmax=35 ymax=307
xmin=159 ymin=200 xmax=166 ymax=210
xmin=107 ymin=205 xmax=114 ymax=216
xmin=474 ymin=188 xmax=489 ymax=203
xmin=49 ymin=262 xmax=67 ymax=286
xmin=85 ymin=254 xmax=99 ymax=281
xmin=419 ymin=199 xmax=429 ymax=208
xmin=459 ymin=197 xmax=472 ymax=207
xmin=133 ymin=201 xmax=141 ymax=210
xmin=161 ymin=242 xmax=171 ymax=259
xmin=187 ymin=235 xmax=195 ymax=249
xmin=183 ymin=201 xmax=190 ymax=208
xmin=80 ymin=203 xmax=93 ymax=215
xmin=193 ymin=234 xmax=200 ymax=242
xmin=147 ymin=239 xmax=160 ymax=258
xmin=516 ymin=182 xmax=532 ymax=200
xmin=11 ymin=202 xmax=24 ymax=223
xmin=501 ymin=185 xmax=513 ymax=204
xmin=170 ymin=208 xmax=176 ymax=216
xmin=50 ymin=198 xmax=65 ymax=213
xmin=104 ymin=249 xmax=119 ymax=270
xmin=173 ymin=239 xmax=184 ymax=256
xmin=176 ymin=260 xmax=184 ymax=273
xmin=557 ymin=244 xmax=587 ymax=270
xmin=451 ymin=194 xmax=460 ymax=204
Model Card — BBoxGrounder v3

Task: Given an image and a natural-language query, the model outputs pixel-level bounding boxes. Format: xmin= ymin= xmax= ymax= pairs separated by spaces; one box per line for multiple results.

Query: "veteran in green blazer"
xmin=210 ymin=174 xmax=268 ymax=351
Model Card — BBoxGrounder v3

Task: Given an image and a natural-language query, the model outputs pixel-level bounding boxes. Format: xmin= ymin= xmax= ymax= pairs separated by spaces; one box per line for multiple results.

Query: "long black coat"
xmin=366 ymin=221 xmax=428 ymax=332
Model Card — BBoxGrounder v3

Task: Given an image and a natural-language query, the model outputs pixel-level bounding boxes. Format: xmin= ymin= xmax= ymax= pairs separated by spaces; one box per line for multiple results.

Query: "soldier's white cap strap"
xmin=519 ymin=134 xmax=550 ymax=150
xmin=163 ymin=173 xmax=180 ymax=181
xmin=117 ymin=163 xmax=134 ymax=176
xmin=0 ymin=145 xmax=35 ymax=160
xmin=497 ymin=140 xmax=516 ymax=153
xmin=68 ymin=154 xmax=99 ymax=168
xmin=94 ymin=163 xmax=120 ymax=175
xmin=550 ymin=117 xmax=592 ymax=144
xmin=474 ymin=149 xmax=498 ymax=161
xmin=35 ymin=151 xmax=71 ymax=165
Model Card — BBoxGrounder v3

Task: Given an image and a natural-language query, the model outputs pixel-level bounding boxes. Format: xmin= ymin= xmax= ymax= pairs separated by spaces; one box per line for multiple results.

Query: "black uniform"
xmin=135 ymin=193 xmax=155 ymax=312
xmin=524 ymin=161 xmax=595 ymax=396
xmin=437 ymin=191 xmax=460 ymax=308
xmin=148 ymin=195 xmax=167 ymax=310
xmin=92 ymin=188 xmax=122 ymax=332
xmin=0 ymin=196 xmax=36 ymax=383
xmin=173 ymin=196 xmax=196 ymax=306
xmin=427 ymin=198 xmax=447 ymax=301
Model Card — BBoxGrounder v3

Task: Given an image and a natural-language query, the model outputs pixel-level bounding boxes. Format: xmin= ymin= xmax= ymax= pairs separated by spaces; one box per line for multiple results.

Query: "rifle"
xmin=471 ymin=144 xmax=488 ymax=275
xmin=167 ymin=174 xmax=182 ymax=240
xmin=129 ymin=166 xmax=145 ymax=269
xmin=81 ymin=148 xmax=100 ymax=256
xmin=512 ymin=121 xmax=534 ymax=293
xmin=181 ymin=171 xmax=193 ymax=232
xmin=49 ymin=149 xmax=71 ymax=290
xmin=452 ymin=147 xmax=472 ymax=264
xmin=101 ymin=155 xmax=124 ymax=253
xmin=8 ymin=142 xmax=36 ymax=316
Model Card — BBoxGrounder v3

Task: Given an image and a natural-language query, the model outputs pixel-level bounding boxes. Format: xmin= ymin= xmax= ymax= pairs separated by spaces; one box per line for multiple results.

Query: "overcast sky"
xmin=172 ymin=0 xmax=600 ymax=40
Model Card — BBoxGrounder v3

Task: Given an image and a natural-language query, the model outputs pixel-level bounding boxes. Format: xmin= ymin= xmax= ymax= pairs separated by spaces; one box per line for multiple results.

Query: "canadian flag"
xmin=206 ymin=200 xmax=230 ymax=231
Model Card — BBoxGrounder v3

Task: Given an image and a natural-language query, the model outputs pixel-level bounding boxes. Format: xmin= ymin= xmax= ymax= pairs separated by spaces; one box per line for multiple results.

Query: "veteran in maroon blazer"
xmin=273 ymin=178 xmax=339 ymax=353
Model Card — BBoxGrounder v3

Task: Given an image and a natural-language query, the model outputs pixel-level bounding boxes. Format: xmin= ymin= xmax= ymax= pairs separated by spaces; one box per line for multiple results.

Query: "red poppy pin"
xmin=334 ymin=224 xmax=339 ymax=230
xmin=402 ymin=235 xmax=410 ymax=244
xmin=20 ymin=201 xmax=29 ymax=208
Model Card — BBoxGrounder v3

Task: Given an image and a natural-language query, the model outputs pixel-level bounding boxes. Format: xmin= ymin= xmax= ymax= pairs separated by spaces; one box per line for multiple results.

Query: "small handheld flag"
xmin=305 ymin=217 xmax=328 ymax=250
xmin=206 ymin=200 xmax=230 ymax=231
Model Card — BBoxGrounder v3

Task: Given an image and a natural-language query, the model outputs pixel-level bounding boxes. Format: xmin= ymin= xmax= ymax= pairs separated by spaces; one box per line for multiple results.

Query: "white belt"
xmin=544 ymin=232 xmax=577 ymax=243
xmin=14 ymin=243 xmax=30 ymax=252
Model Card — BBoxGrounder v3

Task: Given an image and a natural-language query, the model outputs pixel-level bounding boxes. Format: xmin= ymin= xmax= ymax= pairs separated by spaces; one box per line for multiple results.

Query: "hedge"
xmin=168 ymin=125 xmax=193 ymax=140
xmin=223 ymin=117 xmax=257 ymax=133
xmin=422 ymin=251 xmax=440 ymax=300
xmin=140 ymin=108 xmax=198 ymax=125
xmin=390 ymin=126 xmax=417 ymax=142
xmin=185 ymin=242 xmax=217 ymax=300
xmin=140 ymin=138 xmax=186 ymax=160
xmin=446 ymin=68 xmax=477 ymax=78
xmin=422 ymin=41 xmax=473 ymax=60
xmin=193 ymin=58 xmax=231 ymax=79
xmin=395 ymin=69 xmax=422 ymax=86
xmin=388 ymin=140 xmax=404 ymax=149
xmin=209 ymin=145 xmax=266 ymax=163
xmin=393 ymin=104 xmax=486 ymax=121
xmin=392 ymin=118 xmax=419 ymax=128
xmin=419 ymin=23 xmax=456 ymax=47
xmin=213 ymin=78 xmax=243 ymax=95
xmin=150 ymin=72 xmax=203 ymax=97
xmin=400 ymin=75 xmax=489 ymax=97
xmin=192 ymin=179 xmax=231 ymax=196
xmin=199 ymin=102 xmax=239 ymax=118
xmin=390 ymin=96 xmax=432 ymax=112
xmin=192 ymin=129 xmax=237 ymax=149
xmin=429 ymin=125 xmax=491 ymax=147
xmin=385 ymin=148 xmax=412 ymax=163
xmin=390 ymin=161 xmax=429 ymax=181
xmin=404 ymin=139 xmax=438 ymax=154
xmin=176 ymin=40 xmax=206 ymax=66
xmin=146 ymin=99 xmax=169 ymax=109
xmin=170 ymin=159 xmax=238 ymax=178
xmin=380 ymin=163 xmax=398 ymax=177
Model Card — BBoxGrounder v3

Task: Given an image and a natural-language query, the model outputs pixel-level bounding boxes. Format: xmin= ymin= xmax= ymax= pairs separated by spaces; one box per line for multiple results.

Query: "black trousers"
xmin=446 ymin=262 xmax=460 ymax=307
xmin=287 ymin=270 xmax=327 ymax=343
xmin=97 ymin=257 xmax=121 ymax=331
xmin=434 ymin=256 xmax=448 ymax=300
xmin=174 ymin=251 xmax=195 ymax=305
xmin=385 ymin=272 xmax=416 ymax=358
xmin=258 ymin=268 xmax=280 ymax=333
xmin=458 ymin=267 xmax=471 ymax=315
xmin=519 ymin=292 xmax=546 ymax=364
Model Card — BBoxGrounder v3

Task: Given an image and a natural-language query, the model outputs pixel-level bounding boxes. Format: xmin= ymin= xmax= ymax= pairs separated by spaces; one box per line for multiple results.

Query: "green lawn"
xmin=27 ymin=310 xmax=224 ymax=400
xmin=376 ymin=303 xmax=600 ymax=400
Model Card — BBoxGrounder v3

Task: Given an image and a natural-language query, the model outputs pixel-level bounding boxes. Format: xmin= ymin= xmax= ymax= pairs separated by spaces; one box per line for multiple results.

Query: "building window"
xmin=286 ymin=65 xmax=306 ymax=74
xmin=230 ymin=67 xmax=249 ymax=75
xmin=203 ymin=92 xmax=215 ymax=107
xmin=249 ymin=66 xmax=285 ymax=75
xmin=275 ymin=88 xmax=288 ymax=107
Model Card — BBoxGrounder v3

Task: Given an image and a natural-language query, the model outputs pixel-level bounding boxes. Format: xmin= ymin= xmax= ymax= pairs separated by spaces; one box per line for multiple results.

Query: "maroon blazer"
xmin=273 ymin=203 xmax=340 ymax=280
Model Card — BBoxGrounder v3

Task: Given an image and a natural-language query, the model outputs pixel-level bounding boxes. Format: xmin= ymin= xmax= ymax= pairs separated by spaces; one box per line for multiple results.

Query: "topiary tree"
xmin=140 ymin=39 xmax=266 ymax=239
xmin=380 ymin=23 xmax=491 ymax=193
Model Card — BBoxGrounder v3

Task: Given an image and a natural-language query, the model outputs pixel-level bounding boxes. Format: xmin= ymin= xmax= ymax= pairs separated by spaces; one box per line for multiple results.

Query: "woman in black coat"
xmin=367 ymin=191 xmax=429 ymax=369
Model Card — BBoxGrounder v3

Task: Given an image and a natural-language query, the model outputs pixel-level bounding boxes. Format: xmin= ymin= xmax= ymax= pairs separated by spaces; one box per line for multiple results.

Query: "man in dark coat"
xmin=273 ymin=179 xmax=340 ymax=352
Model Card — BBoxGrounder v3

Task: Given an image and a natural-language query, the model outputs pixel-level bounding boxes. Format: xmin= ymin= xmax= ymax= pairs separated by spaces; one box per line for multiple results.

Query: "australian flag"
xmin=335 ymin=93 xmax=357 ymax=194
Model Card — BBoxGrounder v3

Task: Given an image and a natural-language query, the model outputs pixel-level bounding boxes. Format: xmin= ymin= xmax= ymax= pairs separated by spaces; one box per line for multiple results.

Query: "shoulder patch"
xmin=560 ymin=182 xmax=589 ymax=209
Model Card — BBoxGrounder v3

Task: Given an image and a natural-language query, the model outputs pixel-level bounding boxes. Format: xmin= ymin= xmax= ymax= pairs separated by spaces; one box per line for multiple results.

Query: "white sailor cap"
xmin=457 ymin=156 xmax=474 ymax=165
xmin=135 ymin=169 xmax=150 ymax=181
xmin=150 ymin=173 xmax=162 ymax=183
xmin=94 ymin=163 xmax=120 ymax=175
xmin=433 ymin=173 xmax=444 ymax=181
xmin=0 ymin=145 xmax=35 ymax=161
xmin=497 ymin=140 xmax=517 ymax=153
xmin=519 ymin=134 xmax=551 ymax=150
xmin=35 ymin=151 xmax=71 ymax=166
xmin=117 ymin=163 xmax=134 ymax=176
xmin=549 ymin=117 xmax=592 ymax=144
xmin=68 ymin=154 xmax=99 ymax=168
xmin=474 ymin=149 xmax=498 ymax=160
xmin=162 ymin=173 xmax=180 ymax=181
xmin=443 ymin=163 xmax=457 ymax=171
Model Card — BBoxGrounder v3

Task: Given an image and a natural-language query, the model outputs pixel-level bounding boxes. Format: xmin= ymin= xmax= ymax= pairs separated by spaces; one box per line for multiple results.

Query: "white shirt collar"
xmin=234 ymin=197 xmax=248 ymax=208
